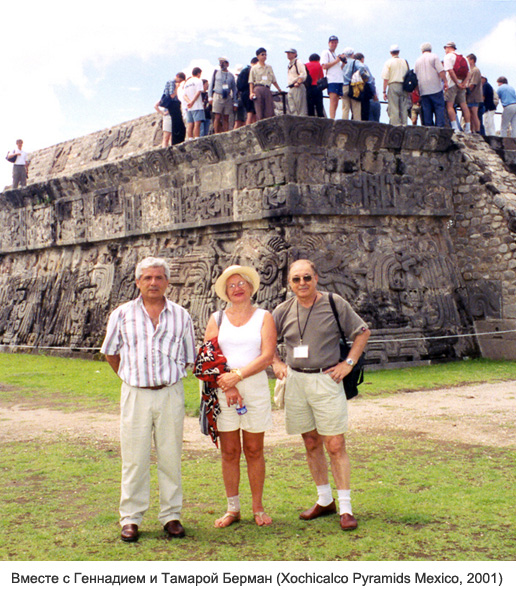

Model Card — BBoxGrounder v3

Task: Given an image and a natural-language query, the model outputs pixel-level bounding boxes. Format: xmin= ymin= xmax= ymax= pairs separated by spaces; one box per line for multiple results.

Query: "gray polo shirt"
xmin=273 ymin=292 xmax=368 ymax=370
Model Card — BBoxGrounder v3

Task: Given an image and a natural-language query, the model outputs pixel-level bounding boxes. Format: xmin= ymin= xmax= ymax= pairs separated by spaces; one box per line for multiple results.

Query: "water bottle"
xmin=236 ymin=404 xmax=247 ymax=415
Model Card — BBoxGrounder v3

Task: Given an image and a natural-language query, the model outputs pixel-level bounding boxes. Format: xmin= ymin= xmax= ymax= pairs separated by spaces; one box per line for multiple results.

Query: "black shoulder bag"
xmin=328 ymin=293 xmax=365 ymax=400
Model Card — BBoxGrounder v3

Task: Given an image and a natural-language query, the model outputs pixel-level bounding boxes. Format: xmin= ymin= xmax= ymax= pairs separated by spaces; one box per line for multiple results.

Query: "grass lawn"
xmin=1 ymin=353 xmax=516 ymax=416
xmin=1 ymin=353 xmax=516 ymax=561
xmin=1 ymin=433 xmax=515 ymax=561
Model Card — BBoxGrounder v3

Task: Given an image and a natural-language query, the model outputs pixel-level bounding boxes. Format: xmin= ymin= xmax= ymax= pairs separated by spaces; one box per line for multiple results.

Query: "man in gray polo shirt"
xmin=209 ymin=57 xmax=237 ymax=133
xmin=272 ymin=259 xmax=370 ymax=531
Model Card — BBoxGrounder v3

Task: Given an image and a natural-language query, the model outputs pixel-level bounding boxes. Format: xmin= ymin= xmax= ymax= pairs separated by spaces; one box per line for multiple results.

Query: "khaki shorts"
xmin=217 ymin=371 xmax=272 ymax=433
xmin=212 ymin=93 xmax=234 ymax=115
xmin=284 ymin=368 xmax=348 ymax=436
xmin=444 ymin=84 xmax=466 ymax=105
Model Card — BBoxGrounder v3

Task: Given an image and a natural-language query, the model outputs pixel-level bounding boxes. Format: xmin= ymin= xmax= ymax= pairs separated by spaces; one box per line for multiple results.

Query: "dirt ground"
xmin=1 ymin=380 xmax=515 ymax=449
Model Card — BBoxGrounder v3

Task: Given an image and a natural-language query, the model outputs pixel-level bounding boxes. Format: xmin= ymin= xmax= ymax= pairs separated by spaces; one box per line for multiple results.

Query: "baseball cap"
xmin=343 ymin=47 xmax=354 ymax=56
xmin=390 ymin=44 xmax=400 ymax=52
xmin=444 ymin=41 xmax=457 ymax=49
xmin=218 ymin=56 xmax=229 ymax=63
xmin=328 ymin=35 xmax=339 ymax=42
xmin=285 ymin=48 xmax=297 ymax=54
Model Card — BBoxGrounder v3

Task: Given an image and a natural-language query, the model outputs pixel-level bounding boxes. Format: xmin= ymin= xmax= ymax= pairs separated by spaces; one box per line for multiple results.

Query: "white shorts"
xmin=284 ymin=367 xmax=348 ymax=436
xmin=217 ymin=371 xmax=272 ymax=433
xmin=163 ymin=113 xmax=172 ymax=133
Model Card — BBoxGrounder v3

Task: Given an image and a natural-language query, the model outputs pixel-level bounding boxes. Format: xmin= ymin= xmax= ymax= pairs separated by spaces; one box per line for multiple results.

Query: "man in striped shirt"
xmin=101 ymin=257 xmax=196 ymax=543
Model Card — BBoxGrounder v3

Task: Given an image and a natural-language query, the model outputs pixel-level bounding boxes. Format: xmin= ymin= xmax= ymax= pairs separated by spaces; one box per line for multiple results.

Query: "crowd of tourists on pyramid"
xmin=154 ymin=36 xmax=516 ymax=146
xmin=8 ymin=37 xmax=516 ymax=189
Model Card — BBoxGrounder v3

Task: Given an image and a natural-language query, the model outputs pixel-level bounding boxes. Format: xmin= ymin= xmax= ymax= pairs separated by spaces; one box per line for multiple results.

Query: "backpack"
xmin=328 ymin=293 xmax=366 ymax=400
xmin=453 ymin=53 xmax=469 ymax=80
xmin=304 ymin=69 xmax=312 ymax=88
xmin=159 ymin=93 xmax=173 ymax=110
xmin=236 ymin=65 xmax=251 ymax=92
xmin=402 ymin=60 xmax=418 ymax=92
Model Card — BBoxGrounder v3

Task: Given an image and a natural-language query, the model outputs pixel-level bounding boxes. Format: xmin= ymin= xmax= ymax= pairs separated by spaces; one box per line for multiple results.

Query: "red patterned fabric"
xmin=193 ymin=337 xmax=228 ymax=447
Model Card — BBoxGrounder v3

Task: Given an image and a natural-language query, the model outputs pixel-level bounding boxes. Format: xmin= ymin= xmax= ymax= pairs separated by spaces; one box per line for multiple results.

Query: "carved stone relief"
xmin=1 ymin=116 xmax=515 ymax=362
xmin=92 ymin=126 xmax=134 ymax=161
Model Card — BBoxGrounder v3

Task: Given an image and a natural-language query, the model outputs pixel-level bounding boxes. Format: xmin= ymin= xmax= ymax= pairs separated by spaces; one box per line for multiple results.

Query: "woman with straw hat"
xmin=203 ymin=265 xmax=277 ymax=527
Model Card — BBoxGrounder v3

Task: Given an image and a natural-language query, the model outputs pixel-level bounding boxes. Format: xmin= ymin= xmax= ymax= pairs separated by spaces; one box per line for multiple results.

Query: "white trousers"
xmin=483 ymin=110 xmax=496 ymax=136
xmin=119 ymin=382 xmax=185 ymax=526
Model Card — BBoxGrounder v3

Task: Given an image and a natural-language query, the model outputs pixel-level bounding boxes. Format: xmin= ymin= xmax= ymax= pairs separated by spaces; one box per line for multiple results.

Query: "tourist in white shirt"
xmin=8 ymin=139 xmax=29 ymax=189
xmin=321 ymin=35 xmax=347 ymax=119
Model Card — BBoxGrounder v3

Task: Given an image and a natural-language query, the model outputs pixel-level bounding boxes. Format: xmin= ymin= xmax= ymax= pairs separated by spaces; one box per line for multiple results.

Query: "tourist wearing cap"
xmin=209 ymin=57 xmax=237 ymax=134
xmin=249 ymin=48 xmax=283 ymax=120
xmin=381 ymin=44 xmax=410 ymax=125
xmin=443 ymin=41 xmax=471 ymax=133
xmin=321 ymin=35 xmax=347 ymax=119
xmin=285 ymin=48 xmax=308 ymax=116
xmin=203 ymin=265 xmax=277 ymax=528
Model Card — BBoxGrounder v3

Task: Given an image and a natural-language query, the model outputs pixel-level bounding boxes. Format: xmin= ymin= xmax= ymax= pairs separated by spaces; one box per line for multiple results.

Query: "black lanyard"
xmin=296 ymin=295 xmax=318 ymax=344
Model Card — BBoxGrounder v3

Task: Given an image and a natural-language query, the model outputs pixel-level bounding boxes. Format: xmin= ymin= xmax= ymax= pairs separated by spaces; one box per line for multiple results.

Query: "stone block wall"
xmin=1 ymin=116 xmax=516 ymax=362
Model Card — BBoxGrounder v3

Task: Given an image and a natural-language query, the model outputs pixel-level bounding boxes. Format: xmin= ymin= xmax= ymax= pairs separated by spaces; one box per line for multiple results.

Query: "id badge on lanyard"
xmin=293 ymin=345 xmax=309 ymax=359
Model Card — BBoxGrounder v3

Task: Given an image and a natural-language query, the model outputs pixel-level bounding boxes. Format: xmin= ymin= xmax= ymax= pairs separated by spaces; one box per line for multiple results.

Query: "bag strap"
xmin=328 ymin=293 xmax=346 ymax=343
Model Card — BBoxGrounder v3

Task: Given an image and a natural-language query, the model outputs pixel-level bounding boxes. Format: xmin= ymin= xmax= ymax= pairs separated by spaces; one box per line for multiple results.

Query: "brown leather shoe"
xmin=120 ymin=524 xmax=139 ymax=542
xmin=299 ymin=499 xmax=337 ymax=520
xmin=340 ymin=513 xmax=358 ymax=531
xmin=164 ymin=520 xmax=185 ymax=539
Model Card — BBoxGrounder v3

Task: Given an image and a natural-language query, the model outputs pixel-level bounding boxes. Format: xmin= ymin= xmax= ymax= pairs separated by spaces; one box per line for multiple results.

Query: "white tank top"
xmin=218 ymin=308 xmax=266 ymax=369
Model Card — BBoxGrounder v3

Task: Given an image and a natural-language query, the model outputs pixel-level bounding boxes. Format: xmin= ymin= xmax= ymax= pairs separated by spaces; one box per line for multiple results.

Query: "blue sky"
xmin=2 ymin=0 xmax=516 ymax=190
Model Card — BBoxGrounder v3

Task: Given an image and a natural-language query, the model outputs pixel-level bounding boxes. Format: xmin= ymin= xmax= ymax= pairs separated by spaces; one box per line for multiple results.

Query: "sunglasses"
xmin=291 ymin=275 xmax=313 ymax=284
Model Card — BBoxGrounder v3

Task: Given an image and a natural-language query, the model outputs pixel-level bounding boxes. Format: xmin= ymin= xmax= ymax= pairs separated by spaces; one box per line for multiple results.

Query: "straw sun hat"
xmin=214 ymin=265 xmax=260 ymax=303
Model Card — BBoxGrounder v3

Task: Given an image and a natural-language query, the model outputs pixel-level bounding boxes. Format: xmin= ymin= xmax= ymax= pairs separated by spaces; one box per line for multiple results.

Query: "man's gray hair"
xmin=135 ymin=257 xmax=171 ymax=280
xmin=421 ymin=42 xmax=432 ymax=53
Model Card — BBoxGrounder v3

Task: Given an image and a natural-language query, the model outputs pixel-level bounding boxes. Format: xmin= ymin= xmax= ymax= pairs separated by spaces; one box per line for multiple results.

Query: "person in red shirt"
xmin=305 ymin=54 xmax=325 ymax=117
xmin=410 ymin=89 xmax=421 ymax=125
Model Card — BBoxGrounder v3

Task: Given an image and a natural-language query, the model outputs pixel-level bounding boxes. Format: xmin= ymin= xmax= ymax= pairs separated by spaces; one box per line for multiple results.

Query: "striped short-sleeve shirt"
xmin=101 ymin=296 xmax=196 ymax=388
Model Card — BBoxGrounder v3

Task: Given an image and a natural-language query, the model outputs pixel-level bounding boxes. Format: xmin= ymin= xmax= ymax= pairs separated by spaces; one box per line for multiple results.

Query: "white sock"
xmin=316 ymin=484 xmax=333 ymax=507
xmin=337 ymin=489 xmax=353 ymax=515
xmin=464 ymin=122 xmax=471 ymax=133
xmin=451 ymin=120 xmax=459 ymax=130
xmin=227 ymin=495 xmax=240 ymax=513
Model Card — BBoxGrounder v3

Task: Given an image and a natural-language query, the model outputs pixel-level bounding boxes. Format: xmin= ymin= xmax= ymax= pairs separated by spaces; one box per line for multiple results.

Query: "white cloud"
xmin=473 ymin=16 xmax=516 ymax=76
xmin=0 ymin=0 xmax=297 ymax=189
xmin=284 ymin=0 xmax=391 ymax=25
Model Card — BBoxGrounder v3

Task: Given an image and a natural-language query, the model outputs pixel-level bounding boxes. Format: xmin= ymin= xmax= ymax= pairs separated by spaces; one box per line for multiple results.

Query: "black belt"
xmin=290 ymin=366 xmax=332 ymax=374
xmin=145 ymin=384 xmax=168 ymax=390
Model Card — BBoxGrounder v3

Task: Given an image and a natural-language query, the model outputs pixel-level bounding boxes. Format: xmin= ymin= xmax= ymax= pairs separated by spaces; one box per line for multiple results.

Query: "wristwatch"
xmin=345 ymin=358 xmax=355 ymax=367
